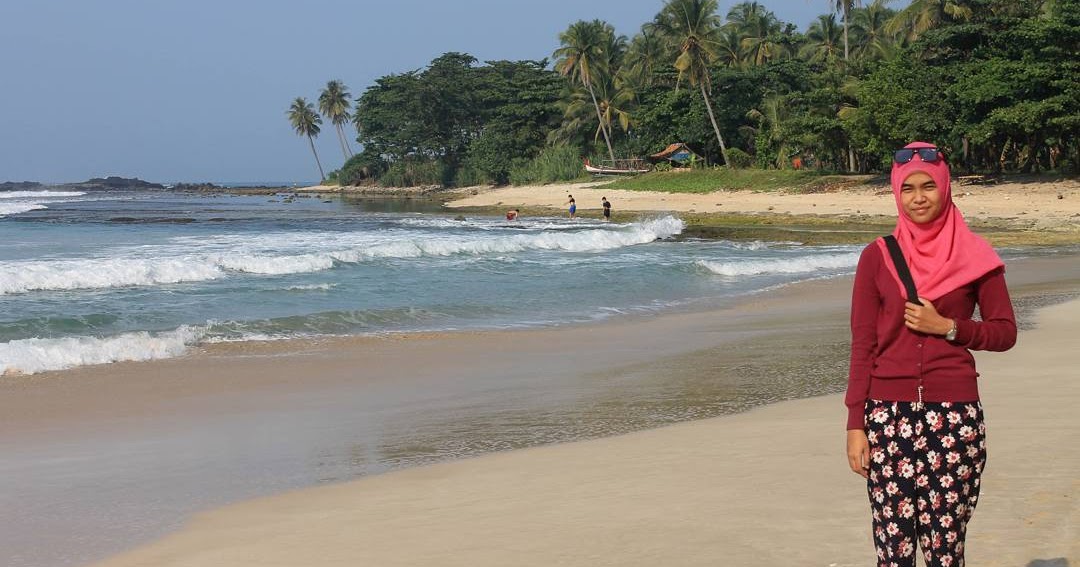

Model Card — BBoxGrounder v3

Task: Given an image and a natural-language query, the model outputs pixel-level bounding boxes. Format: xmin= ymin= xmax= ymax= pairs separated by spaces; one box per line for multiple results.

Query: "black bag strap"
xmin=883 ymin=235 xmax=922 ymax=305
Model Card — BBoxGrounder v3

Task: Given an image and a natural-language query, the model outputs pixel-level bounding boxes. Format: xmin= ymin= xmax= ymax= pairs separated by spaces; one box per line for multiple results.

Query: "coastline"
xmin=90 ymin=291 xmax=1080 ymax=566
xmin=445 ymin=178 xmax=1080 ymax=245
xmin=3 ymin=253 xmax=1079 ymax=567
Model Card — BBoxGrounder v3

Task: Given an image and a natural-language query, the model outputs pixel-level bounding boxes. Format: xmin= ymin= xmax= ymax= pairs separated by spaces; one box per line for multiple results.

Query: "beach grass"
xmin=597 ymin=168 xmax=872 ymax=194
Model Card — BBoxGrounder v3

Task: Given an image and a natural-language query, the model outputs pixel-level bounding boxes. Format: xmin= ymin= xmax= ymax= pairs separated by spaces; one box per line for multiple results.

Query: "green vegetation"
xmin=601 ymin=168 xmax=856 ymax=193
xmin=509 ymin=144 xmax=590 ymax=185
xmin=318 ymin=80 xmax=354 ymax=161
xmin=288 ymin=0 xmax=1079 ymax=187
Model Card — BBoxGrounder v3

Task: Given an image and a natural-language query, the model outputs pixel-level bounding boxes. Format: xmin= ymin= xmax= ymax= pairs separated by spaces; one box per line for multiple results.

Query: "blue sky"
xmin=0 ymin=1 xmax=831 ymax=183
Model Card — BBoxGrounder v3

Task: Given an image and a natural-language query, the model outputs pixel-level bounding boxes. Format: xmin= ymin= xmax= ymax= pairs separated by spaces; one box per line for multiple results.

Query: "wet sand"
xmin=3 ymin=255 xmax=1079 ymax=567
xmin=91 ymin=294 xmax=1080 ymax=567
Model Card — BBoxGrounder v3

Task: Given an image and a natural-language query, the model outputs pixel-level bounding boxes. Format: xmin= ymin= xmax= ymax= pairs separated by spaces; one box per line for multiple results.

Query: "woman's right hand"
xmin=846 ymin=429 xmax=870 ymax=478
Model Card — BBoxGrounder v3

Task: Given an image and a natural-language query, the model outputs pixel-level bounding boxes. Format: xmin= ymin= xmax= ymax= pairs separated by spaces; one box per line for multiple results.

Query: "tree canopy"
xmin=292 ymin=0 xmax=1079 ymax=186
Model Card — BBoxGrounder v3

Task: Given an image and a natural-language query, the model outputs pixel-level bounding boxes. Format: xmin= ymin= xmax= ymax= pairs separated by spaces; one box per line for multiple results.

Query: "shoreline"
xmin=4 ymin=253 xmax=1080 ymax=567
xmin=445 ymin=178 xmax=1080 ymax=245
xmin=91 ymin=292 xmax=1080 ymax=567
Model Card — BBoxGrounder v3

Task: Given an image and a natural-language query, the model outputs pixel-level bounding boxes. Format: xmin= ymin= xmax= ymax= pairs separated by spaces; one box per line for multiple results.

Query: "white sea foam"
xmin=0 ymin=203 xmax=47 ymax=216
xmin=0 ymin=217 xmax=685 ymax=294
xmin=0 ymin=257 xmax=226 ymax=294
xmin=0 ymin=191 xmax=88 ymax=217
xmin=0 ymin=326 xmax=203 ymax=375
xmin=698 ymin=251 xmax=860 ymax=277
xmin=283 ymin=283 xmax=337 ymax=291
xmin=0 ymin=191 xmax=87 ymax=199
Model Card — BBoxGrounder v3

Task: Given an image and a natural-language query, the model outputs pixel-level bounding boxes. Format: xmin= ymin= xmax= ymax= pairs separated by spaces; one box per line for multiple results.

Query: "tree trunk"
xmin=848 ymin=145 xmax=855 ymax=172
xmin=962 ymin=136 xmax=970 ymax=172
xmin=339 ymin=124 xmax=354 ymax=158
xmin=307 ymin=135 xmax=325 ymax=181
xmin=843 ymin=4 xmax=850 ymax=61
xmin=700 ymin=82 xmax=731 ymax=167
xmin=586 ymin=80 xmax=617 ymax=164
xmin=335 ymin=125 xmax=350 ymax=161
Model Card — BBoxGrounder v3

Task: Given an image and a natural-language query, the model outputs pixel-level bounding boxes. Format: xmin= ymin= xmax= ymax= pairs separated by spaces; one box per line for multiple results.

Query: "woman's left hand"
xmin=904 ymin=297 xmax=953 ymax=335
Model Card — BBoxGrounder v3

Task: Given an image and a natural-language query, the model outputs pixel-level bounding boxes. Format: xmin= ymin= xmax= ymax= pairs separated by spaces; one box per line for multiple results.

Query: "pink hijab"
xmin=875 ymin=141 xmax=1003 ymax=301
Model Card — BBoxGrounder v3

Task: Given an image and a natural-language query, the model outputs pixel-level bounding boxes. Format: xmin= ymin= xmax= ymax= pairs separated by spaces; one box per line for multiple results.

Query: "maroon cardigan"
xmin=844 ymin=243 xmax=1017 ymax=430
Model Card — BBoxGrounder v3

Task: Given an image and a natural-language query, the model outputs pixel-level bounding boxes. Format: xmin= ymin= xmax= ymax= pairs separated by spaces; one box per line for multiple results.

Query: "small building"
xmin=648 ymin=143 xmax=702 ymax=165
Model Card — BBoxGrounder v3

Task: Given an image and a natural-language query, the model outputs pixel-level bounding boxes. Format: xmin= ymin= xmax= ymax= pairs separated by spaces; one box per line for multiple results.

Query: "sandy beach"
xmin=2 ymin=251 xmax=1071 ymax=567
xmin=87 ymin=289 xmax=1080 ymax=566
xmin=446 ymin=178 xmax=1080 ymax=232
xmin=3 ymin=187 xmax=1077 ymax=567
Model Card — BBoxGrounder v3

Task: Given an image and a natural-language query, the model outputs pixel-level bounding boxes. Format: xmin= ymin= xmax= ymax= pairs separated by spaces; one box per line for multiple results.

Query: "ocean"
xmin=0 ymin=189 xmax=865 ymax=375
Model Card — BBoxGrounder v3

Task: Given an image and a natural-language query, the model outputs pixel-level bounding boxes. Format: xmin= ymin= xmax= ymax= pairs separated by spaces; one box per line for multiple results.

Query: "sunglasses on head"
xmin=894 ymin=147 xmax=943 ymax=164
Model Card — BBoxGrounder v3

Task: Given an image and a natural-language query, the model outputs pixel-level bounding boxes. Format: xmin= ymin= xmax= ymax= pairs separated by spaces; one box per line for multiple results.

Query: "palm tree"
xmin=831 ymin=1 xmax=861 ymax=61
xmin=800 ymin=14 xmax=845 ymax=65
xmin=715 ymin=26 xmax=744 ymax=68
xmin=885 ymin=0 xmax=974 ymax=41
xmin=851 ymin=0 xmax=900 ymax=62
xmin=287 ymin=97 xmax=325 ymax=181
xmin=746 ymin=95 xmax=794 ymax=168
xmin=553 ymin=72 xmax=637 ymax=146
xmin=728 ymin=2 xmax=785 ymax=66
xmin=318 ymin=80 xmax=353 ymax=160
xmin=652 ymin=0 xmax=732 ymax=166
xmin=554 ymin=20 xmax=620 ymax=164
xmin=624 ymin=29 xmax=668 ymax=86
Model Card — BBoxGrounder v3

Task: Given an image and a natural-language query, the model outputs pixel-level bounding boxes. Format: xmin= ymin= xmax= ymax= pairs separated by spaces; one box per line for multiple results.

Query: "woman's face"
xmin=900 ymin=171 xmax=943 ymax=224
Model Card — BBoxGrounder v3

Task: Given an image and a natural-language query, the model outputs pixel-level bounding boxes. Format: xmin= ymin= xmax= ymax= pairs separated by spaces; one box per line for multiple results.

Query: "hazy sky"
xmin=1 ymin=1 xmax=831 ymax=183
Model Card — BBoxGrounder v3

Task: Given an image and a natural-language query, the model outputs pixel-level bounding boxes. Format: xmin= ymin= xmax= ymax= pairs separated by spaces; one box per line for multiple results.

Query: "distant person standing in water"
xmin=566 ymin=194 xmax=576 ymax=218
xmin=505 ymin=208 xmax=519 ymax=221
xmin=601 ymin=196 xmax=611 ymax=221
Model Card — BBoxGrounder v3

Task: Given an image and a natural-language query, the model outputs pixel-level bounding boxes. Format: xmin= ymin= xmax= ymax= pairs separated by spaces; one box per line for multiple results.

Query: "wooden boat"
xmin=583 ymin=158 xmax=651 ymax=175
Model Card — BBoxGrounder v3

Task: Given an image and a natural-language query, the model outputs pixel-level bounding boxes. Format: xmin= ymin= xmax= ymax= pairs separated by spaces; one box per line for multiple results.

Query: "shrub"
xmin=337 ymin=149 xmax=387 ymax=186
xmin=379 ymin=158 xmax=444 ymax=187
xmin=725 ymin=148 xmax=755 ymax=168
xmin=509 ymin=144 xmax=585 ymax=185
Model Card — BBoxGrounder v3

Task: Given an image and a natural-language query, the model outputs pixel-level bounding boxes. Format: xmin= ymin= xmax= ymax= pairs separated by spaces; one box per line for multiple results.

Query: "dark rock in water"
xmin=63 ymin=176 xmax=166 ymax=191
xmin=454 ymin=215 xmax=467 ymax=221
xmin=0 ymin=181 xmax=45 ymax=191
xmin=172 ymin=182 xmax=225 ymax=192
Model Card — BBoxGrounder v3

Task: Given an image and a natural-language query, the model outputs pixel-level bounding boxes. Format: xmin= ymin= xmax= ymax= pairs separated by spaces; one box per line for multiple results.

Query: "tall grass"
xmin=599 ymin=168 xmax=845 ymax=193
xmin=510 ymin=144 xmax=588 ymax=185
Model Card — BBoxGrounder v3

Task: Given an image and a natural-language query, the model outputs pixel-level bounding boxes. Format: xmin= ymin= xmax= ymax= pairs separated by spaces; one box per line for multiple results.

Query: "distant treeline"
xmin=288 ymin=0 xmax=1079 ymax=186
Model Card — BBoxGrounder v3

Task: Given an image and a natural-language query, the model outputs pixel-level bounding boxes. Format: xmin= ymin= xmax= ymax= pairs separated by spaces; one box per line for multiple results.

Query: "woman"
xmin=845 ymin=141 xmax=1016 ymax=566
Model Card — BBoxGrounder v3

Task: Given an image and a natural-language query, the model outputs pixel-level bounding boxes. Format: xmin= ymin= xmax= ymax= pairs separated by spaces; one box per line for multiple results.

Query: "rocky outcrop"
xmin=0 ymin=181 xmax=45 ymax=191
xmin=67 ymin=177 xmax=165 ymax=191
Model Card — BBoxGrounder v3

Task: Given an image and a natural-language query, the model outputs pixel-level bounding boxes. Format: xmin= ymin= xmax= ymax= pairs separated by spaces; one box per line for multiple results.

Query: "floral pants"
xmin=863 ymin=399 xmax=987 ymax=567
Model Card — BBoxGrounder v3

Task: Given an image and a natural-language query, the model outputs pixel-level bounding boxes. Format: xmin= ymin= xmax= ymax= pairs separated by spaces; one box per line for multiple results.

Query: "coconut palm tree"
xmin=553 ymin=72 xmax=637 ymax=147
xmin=800 ymin=14 xmax=845 ymax=65
xmin=728 ymin=2 xmax=785 ymax=66
xmin=287 ymin=97 xmax=325 ymax=182
xmin=746 ymin=95 xmax=794 ymax=168
xmin=851 ymin=0 xmax=900 ymax=62
xmin=831 ymin=1 xmax=861 ymax=61
xmin=885 ymin=0 xmax=974 ymax=41
xmin=554 ymin=20 xmax=620 ymax=164
xmin=652 ymin=0 xmax=732 ymax=166
xmin=624 ymin=28 xmax=668 ymax=86
xmin=715 ymin=26 xmax=745 ymax=68
xmin=318 ymin=80 xmax=353 ymax=160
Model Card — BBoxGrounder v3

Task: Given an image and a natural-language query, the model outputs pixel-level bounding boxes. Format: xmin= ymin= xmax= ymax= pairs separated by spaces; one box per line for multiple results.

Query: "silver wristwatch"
xmin=944 ymin=319 xmax=958 ymax=341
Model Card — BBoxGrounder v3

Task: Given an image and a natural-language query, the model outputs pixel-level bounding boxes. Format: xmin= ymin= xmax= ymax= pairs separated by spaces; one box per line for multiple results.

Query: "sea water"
xmin=0 ymin=189 xmax=864 ymax=375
